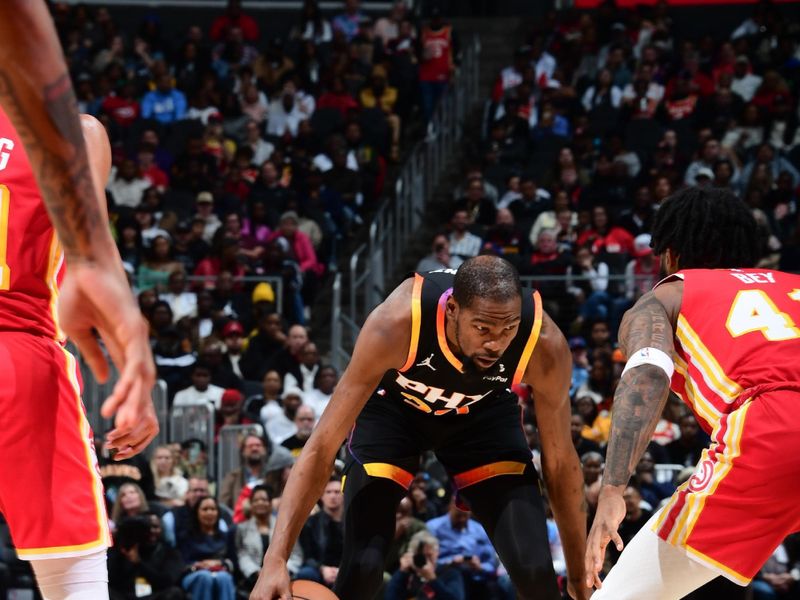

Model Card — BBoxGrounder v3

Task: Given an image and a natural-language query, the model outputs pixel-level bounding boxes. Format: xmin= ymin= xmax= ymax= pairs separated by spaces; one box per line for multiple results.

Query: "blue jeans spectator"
xmin=182 ymin=569 xmax=236 ymax=600
xmin=421 ymin=81 xmax=448 ymax=123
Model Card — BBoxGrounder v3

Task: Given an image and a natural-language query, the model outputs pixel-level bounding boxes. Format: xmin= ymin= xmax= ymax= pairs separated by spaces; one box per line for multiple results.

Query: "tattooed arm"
xmin=0 ymin=1 xmax=157 ymax=458
xmin=0 ymin=1 xmax=115 ymax=261
xmin=584 ymin=281 xmax=683 ymax=589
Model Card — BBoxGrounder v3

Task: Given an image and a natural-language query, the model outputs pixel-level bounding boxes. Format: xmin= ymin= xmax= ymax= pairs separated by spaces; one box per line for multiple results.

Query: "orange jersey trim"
xmin=399 ymin=274 xmax=424 ymax=372
xmin=436 ymin=287 xmax=463 ymax=371
xmin=45 ymin=231 xmax=64 ymax=341
xmin=512 ymin=291 xmax=543 ymax=386
xmin=0 ymin=185 xmax=9 ymax=290
xmin=363 ymin=462 xmax=415 ymax=489
xmin=453 ymin=460 xmax=527 ymax=489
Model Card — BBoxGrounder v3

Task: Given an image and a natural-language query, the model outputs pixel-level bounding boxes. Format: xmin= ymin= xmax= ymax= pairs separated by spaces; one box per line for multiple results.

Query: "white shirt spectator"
xmin=313 ymin=151 xmax=359 ymax=173
xmin=298 ymin=20 xmax=333 ymax=44
xmin=266 ymin=99 xmax=305 ymax=138
xmin=107 ymin=166 xmax=151 ymax=209
xmin=731 ymin=73 xmax=762 ymax=103
xmin=621 ymin=81 xmax=664 ymax=104
xmin=162 ymin=290 xmax=198 ymax=322
xmin=264 ymin=410 xmax=297 ymax=445
xmin=582 ymin=85 xmax=623 ymax=112
xmin=186 ymin=106 xmax=221 ymax=125
xmin=284 ymin=364 xmax=319 ymax=395
xmin=303 ymin=388 xmax=332 ymax=424
xmin=173 ymin=384 xmax=225 ymax=410
xmin=251 ymin=138 xmax=275 ymax=167
xmin=448 ymin=231 xmax=483 ymax=269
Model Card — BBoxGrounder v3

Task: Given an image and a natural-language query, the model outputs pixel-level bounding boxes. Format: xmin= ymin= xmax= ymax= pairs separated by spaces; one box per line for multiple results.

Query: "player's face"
xmin=450 ymin=296 xmax=521 ymax=372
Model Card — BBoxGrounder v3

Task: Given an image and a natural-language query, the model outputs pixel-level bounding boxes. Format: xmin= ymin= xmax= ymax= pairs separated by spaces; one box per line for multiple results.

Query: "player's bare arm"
xmin=0 ymin=2 xmax=112 ymax=262
xmin=0 ymin=1 xmax=157 ymax=458
xmin=585 ymin=282 xmax=682 ymax=589
xmin=250 ymin=279 xmax=414 ymax=600
xmin=525 ymin=312 xmax=590 ymax=600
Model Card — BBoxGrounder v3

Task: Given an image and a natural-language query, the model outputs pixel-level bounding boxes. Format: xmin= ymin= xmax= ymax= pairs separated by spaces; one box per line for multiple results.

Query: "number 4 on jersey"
xmin=726 ymin=289 xmax=800 ymax=341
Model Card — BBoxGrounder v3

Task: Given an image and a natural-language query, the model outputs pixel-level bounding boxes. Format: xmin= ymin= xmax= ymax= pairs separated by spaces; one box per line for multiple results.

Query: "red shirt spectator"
xmin=210 ymin=0 xmax=260 ymax=41
xmin=317 ymin=77 xmax=359 ymax=118
xmin=102 ymin=85 xmax=140 ymax=128
xmin=419 ymin=18 xmax=453 ymax=83
xmin=576 ymin=207 xmax=635 ymax=255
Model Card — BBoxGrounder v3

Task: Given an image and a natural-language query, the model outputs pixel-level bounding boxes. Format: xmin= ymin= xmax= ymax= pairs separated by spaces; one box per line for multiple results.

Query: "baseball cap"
xmin=221 ymin=389 xmax=243 ymax=405
xmin=279 ymin=210 xmax=299 ymax=224
xmin=633 ymin=233 xmax=653 ymax=258
xmin=569 ymin=336 xmax=587 ymax=350
xmin=282 ymin=387 xmax=304 ymax=401
xmin=251 ymin=282 xmax=275 ymax=304
xmin=696 ymin=167 xmax=714 ymax=181
xmin=196 ymin=191 xmax=214 ymax=204
xmin=223 ymin=321 xmax=244 ymax=337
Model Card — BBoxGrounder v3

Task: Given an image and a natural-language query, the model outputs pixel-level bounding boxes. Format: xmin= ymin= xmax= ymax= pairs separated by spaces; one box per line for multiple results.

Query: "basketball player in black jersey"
xmin=251 ymin=256 xmax=589 ymax=600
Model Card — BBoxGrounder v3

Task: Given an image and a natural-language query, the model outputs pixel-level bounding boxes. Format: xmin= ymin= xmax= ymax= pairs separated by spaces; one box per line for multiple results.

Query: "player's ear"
xmin=446 ymin=296 xmax=459 ymax=318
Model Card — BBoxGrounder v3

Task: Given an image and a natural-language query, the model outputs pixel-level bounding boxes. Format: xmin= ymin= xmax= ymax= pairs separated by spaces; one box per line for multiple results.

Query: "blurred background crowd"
xmin=2 ymin=0 xmax=800 ymax=598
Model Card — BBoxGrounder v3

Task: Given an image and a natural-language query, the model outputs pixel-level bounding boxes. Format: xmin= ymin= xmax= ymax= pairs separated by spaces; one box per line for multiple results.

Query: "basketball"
xmin=290 ymin=579 xmax=339 ymax=600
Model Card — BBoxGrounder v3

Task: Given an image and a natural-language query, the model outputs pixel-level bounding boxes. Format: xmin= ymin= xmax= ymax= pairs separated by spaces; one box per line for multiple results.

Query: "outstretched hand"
xmin=584 ymin=490 xmax=626 ymax=590
xmin=58 ymin=259 xmax=158 ymax=460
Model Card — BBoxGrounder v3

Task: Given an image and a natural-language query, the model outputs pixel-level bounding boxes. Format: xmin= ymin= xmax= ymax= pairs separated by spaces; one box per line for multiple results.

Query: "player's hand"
xmin=584 ymin=488 xmax=626 ymax=590
xmin=58 ymin=259 xmax=157 ymax=459
xmin=250 ymin=555 xmax=292 ymax=600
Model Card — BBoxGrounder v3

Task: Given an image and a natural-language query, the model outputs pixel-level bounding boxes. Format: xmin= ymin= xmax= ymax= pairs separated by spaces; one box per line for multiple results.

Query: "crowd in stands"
xmin=3 ymin=1 xmax=800 ymax=599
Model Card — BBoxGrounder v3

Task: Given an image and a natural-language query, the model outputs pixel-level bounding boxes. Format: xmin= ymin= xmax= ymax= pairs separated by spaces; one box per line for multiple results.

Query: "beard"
xmin=454 ymin=321 xmax=503 ymax=385
xmin=246 ymin=455 xmax=264 ymax=468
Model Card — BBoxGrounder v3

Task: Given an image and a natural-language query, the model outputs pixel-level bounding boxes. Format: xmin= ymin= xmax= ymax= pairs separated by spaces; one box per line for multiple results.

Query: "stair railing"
xmin=330 ymin=35 xmax=482 ymax=370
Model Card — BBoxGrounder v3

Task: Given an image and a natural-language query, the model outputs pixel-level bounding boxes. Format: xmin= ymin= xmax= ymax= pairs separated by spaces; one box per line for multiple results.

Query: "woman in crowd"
xmin=179 ymin=497 xmax=236 ymax=600
xmin=151 ymin=444 xmax=189 ymax=508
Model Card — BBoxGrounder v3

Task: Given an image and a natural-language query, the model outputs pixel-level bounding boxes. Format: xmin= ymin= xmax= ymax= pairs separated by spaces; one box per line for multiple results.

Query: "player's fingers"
xmin=612 ymin=530 xmax=624 ymax=552
xmin=70 ymin=329 xmax=109 ymax=384
xmin=101 ymin=356 xmax=142 ymax=419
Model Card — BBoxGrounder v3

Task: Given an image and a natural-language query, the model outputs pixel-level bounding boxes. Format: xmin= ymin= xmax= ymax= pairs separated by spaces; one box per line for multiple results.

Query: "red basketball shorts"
xmin=0 ymin=332 xmax=110 ymax=560
xmin=653 ymin=389 xmax=800 ymax=584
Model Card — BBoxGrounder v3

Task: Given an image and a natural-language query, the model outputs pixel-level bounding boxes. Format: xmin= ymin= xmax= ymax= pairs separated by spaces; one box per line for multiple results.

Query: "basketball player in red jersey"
xmin=586 ymin=186 xmax=800 ymax=598
xmin=0 ymin=2 xmax=158 ymax=598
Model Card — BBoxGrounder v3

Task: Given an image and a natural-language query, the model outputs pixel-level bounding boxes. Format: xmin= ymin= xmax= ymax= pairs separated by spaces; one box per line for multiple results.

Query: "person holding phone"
xmin=386 ymin=530 xmax=460 ymax=600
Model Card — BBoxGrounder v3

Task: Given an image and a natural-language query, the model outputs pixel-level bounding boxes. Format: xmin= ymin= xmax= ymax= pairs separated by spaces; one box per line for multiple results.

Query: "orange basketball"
xmin=290 ymin=579 xmax=340 ymax=600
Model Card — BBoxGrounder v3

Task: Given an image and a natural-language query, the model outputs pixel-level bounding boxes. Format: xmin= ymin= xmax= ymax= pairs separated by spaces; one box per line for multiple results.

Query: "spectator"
xmin=731 ymin=55 xmax=762 ymax=103
xmin=173 ymin=362 xmax=225 ymax=410
xmin=581 ymin=451 xmax=604 ymax=490
xmin=574 ymin=393 xmax=611 ymax=445
xmin=582 ymin=67 xmax=623 ymax=113
xmin=426 ymin=499 xmax=498 ymax=600
xmin=332 ymin=0 xmax=367 ymax=42
xmin=178 ymin=497 xmax=236 ymax=600
xmin=374 ymin=1 xmax=409 ymax=47
xmin=741 ymin=143 xmax=800 ymax=192
xmin=624 ymin=233 xmax=661 ymax=303
xmin=161 ymin=269 xmax=197 ymax=322
xmin=417 ymin=233 xmax=452 ymax=272
xmin=419 ymin=9 xmax=454 ymax=122
xmin=210 ymin=0 xmax=259 ymax=42
xmin=454 ymin=176 xmax=496 ymax=230
xmin=234 ymin=484 xmax=304 ymax=592
xmin=482 ymin=207 xmax=529 ymax=269
xmin=281 ymin=404 xmax=316 ymax=457
xmin=284 ymin=341 xmax=321 ymax=393
xmin=317 ymin=75 xmax=359 ymax=118
xmin=576 ymin=206 xmax=635 ymax=257
xmin=360 ymin=65 xmax=402 ymax=161
xmin=266 ymin=81 xmax=308 ymax=139
xmin=241 ymin=314 xmax=285 ymax=381
xmin=684 ymin=137 xmax=740 ymax=187
xmin=108 ymin=159 xmax=152 ymax=210
xmin=303 ymin=365 xmax=338 ymax=421
xmin=263 ymin=388 xmax=303 ymax=445
xmin=218 ymin=433 xmax=294 ymax=510
xmin=293 ymin=0 xmax=333 ymax=45
xmin=151 ymin=445 xmax=189 ymax=508
xmin=448 ymin=209 xmax=482 ymax=268
xmin=214 ymin=389 xmax=255 ymax=441
xmin=506 ymin=175 xmax=552 ymax=237
xmin=297 ymin=477 xmax=345 ymax=586
xmin=111 ymin=483 xmax=152 ymax=529
xmin=141 ymin=73 xmax=188 ymax=125
xmin=569 ymin=336 xmax=590 ymax=398
xmin=665 ymin=413 xmax=708 ymax=467
xmin=268 ymin=211 xmax=324 ymax=296
xmin=108 ymin=515 xmax=185 ymax=600
xmin=566 ymin=245 xmax=611 ymax=324
xmin=386 ymin=530 xmax=461 ymax=600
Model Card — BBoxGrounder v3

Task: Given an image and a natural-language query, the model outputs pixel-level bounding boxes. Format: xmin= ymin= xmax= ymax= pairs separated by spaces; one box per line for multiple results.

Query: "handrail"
xmin=329 ymin=34 xmax=483 ymax=366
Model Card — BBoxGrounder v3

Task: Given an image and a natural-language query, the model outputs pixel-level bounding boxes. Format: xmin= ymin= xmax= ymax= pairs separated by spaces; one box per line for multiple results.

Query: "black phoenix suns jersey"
xmin=375 ymin=269 xmax=542 ymax=416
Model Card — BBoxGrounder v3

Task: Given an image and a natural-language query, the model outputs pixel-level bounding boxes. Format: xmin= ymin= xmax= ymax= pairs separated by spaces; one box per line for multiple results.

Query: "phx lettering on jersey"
xmin=394 ymin=372 xmax=491 ymax=416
